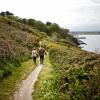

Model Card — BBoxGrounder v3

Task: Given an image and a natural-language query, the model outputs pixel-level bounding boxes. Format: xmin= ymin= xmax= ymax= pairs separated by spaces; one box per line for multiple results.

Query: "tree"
xmin=0 ymin=12 xmax=6 ymax=16
xmin=50 ymin=23 xmax=62 ymax=33
xmin=6 ymin=11 xmax=10 ymax=15
xmin=35 ymin=21 xmax=48 ymax=32
xmin=46 ymin=21 xmax=52 ymax=25
xmin=6 ymin=11 xmax=14 ymax=16
xmin=27 ymin=19 xmax=35 ymax=26
xmin=22 ymin=18 xmax=27 ymax=24
xmin=0 ymin=11 xmax=14 ymax=16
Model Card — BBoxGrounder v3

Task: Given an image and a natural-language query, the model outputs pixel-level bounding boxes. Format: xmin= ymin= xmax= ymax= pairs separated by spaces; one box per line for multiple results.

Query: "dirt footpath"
xmin=13 ymin=64 xmax=43 ymax=100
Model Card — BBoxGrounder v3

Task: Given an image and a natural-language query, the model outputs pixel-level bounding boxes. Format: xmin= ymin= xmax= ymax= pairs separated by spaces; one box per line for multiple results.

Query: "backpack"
xmin=39 ymin=48 xmax=45 ymax=56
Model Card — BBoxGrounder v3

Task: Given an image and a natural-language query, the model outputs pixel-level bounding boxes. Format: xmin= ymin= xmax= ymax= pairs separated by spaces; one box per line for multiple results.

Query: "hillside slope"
xmin=0 ymin=14 xmax=81 ymax=100
xmin=0 ymin=16 xmax=42 ymax=78
xmin=0 ymin=15 xmax=77 ymax=78
xmin=34 ymin=41 xmax=100 ymax=100
xmin=0 ymin=16 xmax=43 ymax=100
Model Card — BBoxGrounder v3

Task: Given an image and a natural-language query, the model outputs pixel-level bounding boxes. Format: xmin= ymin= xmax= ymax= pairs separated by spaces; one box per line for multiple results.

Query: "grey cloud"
xmin=91 ymin=0 xmax=100 ymax=3
xmin=70 ymin=2 xmax=100 ymax=31
xmin=76 ymin=5 xmax=100 ymax=23
xmin=70 ymin=25 xmax=100 ymax=31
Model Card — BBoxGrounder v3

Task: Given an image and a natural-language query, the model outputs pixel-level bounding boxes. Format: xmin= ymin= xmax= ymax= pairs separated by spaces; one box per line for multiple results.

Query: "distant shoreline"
xmin=70 ymin=32 xmax=100 ymax=35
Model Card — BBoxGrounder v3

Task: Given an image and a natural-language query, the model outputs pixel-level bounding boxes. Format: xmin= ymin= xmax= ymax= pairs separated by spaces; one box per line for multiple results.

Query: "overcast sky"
xmin=0 ymin=0 xmax=100 ymax=31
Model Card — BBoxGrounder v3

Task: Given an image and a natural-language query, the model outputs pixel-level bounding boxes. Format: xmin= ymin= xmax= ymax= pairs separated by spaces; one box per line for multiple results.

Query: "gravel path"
xmin=13 ymin=64 xmax=43 ymax=100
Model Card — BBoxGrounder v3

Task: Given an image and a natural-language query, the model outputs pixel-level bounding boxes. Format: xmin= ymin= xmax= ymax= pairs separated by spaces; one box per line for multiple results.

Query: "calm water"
xmin=78 ymin=35 xmax=100 ymax=53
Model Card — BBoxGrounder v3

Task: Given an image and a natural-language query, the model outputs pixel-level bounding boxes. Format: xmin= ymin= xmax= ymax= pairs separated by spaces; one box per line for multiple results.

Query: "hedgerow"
xmin=34 ymin=42 xmax=99 ymax=99
xmin=48 ymin=43 xmax=100 ymax=100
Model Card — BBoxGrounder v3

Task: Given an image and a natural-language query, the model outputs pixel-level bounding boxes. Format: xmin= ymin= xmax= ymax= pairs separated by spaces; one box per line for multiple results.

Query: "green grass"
xmin=33 ymin=54 xmax=58 ymax=100
xmin=33 ymin=53 xmax=65 ymax=100
xmin=0 ymin=59 xmax=36 ymax=100
xmin=48 ymin=43 xmax=100 ymax=100
xmin=33 ymin=42 xmax=100 ymax=100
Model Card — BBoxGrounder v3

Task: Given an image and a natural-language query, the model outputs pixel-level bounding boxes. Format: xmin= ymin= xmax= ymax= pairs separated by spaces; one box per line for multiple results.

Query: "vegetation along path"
xmin=13 ymin=64 xmax=43 ymax=100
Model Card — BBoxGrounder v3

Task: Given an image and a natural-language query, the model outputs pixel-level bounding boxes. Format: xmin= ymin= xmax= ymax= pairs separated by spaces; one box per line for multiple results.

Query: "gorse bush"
xmin=47 ymin=43 xmax=100 ymax=100
xmin=0 ymin=39 xmax=31 ymax=77
xmin=0 ymin=69 xmax=4 ymax=78
xmin=0 ymin=16 xmax=41 ymax=78
xmin=34 ymin=41 xmax=100 ymax=100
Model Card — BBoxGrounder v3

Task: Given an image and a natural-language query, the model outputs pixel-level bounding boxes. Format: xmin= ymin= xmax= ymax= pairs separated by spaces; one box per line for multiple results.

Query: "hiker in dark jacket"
xmin=39 ymin=47 xmax=46 ymax=64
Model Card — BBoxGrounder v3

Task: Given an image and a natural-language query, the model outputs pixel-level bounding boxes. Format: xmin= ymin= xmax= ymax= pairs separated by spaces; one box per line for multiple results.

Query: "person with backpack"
xmin=39 ymin=46 xmax=46 ymax=64
xmin=32 ymin=47 xmax=37 ymax=64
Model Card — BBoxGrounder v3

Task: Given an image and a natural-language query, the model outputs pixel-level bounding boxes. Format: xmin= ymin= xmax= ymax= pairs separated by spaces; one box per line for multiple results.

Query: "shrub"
xmin=0 ymin=69 xmax=4 ymax=78
xmin=48 ymin=43 xmax=100 ymax=100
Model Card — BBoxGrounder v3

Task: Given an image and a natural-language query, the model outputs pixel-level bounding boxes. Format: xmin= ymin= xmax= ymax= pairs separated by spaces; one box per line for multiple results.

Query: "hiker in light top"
xmin=39 ymin=47 xmax=46 ymax=64
xmin=32 ymin=48 xmax=37 ymax=64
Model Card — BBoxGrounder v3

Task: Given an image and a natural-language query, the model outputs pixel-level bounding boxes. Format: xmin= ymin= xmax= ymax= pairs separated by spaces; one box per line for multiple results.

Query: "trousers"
xmin=40 ymin=56 xmax=44 ymax=64
xmin=33 ymin=57 xmax=36 ymax=63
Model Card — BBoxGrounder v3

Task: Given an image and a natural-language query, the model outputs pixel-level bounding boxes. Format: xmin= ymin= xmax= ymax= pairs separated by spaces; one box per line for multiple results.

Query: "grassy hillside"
xmin=0 ymin=15 xmax=44 ymax=99
xmin=0 ymin=14 xmax=78 ymax=99
xmin=0 ymin=14 xmax=76 ymax=78
xmin=34 ymin=41 xmax=100 ymax=100
xmin=0 ymin=16 xmax=42 ymax=78
xmin=1 ymin=12 xmax=95 ymax=100
xmin=0 ymin=59 xmax=35 ymax=100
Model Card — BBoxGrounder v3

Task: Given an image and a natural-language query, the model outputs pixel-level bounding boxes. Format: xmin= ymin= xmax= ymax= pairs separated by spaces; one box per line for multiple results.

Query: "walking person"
xmin=39 ymin=46 xmax=46 ymax=64
xmin=32 ymin=47 xmax=37 ymax=64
